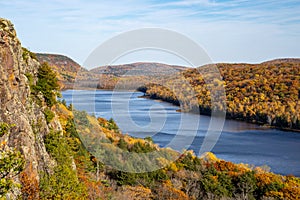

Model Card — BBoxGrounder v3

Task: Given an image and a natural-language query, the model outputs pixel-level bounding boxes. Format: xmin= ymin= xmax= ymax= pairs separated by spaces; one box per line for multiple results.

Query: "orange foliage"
xmin=255 ymin=172 xmax=282 ymax=187
xmin=214 ymin=160 xmax=237 ymax=172
xmin=77 ymin=168 xmax=106 ymax=199
xmin=155 ymin=181 xmax=189 ymax=200
xmin=118 ymin=185 xmax=153 ymax=200
xmin=19 ymin=163 xmax=39 ymax=200
xmin=281 ymin=177 xmax=300 ymax=200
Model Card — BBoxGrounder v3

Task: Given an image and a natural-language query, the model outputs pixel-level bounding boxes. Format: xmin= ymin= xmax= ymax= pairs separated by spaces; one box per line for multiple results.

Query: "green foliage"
xmin=109 ymin=169 xmax=169 ymax=187
xmin=61 ymin=99 xmax=67 ymax=107
xmin=68 ymin=103 xmax=73 ymax=111
xmin=179 ymin=152 xmax=202 ymax=171
xmin=35 ymin=62 xmax=60 ymax=107
xmin=22 ymin=47 xmax=37 ymax=63
xmin=74 ymin=110 xmax=89 ymax=126
xmin=41 ymin=131 xmax=87 ymax=199
xmin=0 ymin=148 xmax=25 ymax=197
xmin=40 ymin=165 xmax=87 ymax=200
xmin=98 ymin=118 xmax=119 ymax=133
xmin=255 ymin=180 xmax=284 ymax=198
xmin=0 ymin=123 xmax=23 ymax=197
xmin=107 ymin=118 xmax=119 ymax=132
xmin=65 ymin=118 xmax=80 ymax=139
xmin=200 ymin=168 xmax=234 ymax=198
xmin=129 ymin=141 xmax=155 ymax=153
xmin=117 ymin=138 xmax=128 ymax=150
xmin=0 ymin=123 xmax=15 ymax=137
xmin=144 ymin=136 xmax=153 ymax=143
xmin=233 ymin=171 xmax=257 ymax=199
xmin=25 ymin=73 xmax=34 ymax=90
xmin=44 ymin=131 xmax=72 ymax=165
xmin=43 ymin=108 xmax=55 ymax=124
xmin=65 ymin=118 xmax=85 ymax=153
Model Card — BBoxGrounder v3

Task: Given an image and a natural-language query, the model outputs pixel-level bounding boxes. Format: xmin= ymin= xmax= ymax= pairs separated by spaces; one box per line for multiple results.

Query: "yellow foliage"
xmin=169 ymin=162 xmax=179 ymax=172
xmin=200 ymin=152 xmax=219 ymax=162
xmin=266 ymin=191 xmax=284 ymax=199
xmin=55 ymin=104 xmax=73 ymax=129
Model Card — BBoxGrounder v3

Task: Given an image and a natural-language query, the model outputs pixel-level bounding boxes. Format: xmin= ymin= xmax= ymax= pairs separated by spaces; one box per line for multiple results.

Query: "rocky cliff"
xmin=0 ymin=18 xmax=61 ymax=199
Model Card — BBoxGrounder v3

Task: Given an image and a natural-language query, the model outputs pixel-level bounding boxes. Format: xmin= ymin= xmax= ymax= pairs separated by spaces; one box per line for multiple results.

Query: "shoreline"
xmin=61 ymin=89 xmax=300 ymax=176
xmin=140 ymin=95 xmax=300 ymax=133
xmin=133 ymin=93 xmax=300 ymax=133
xmin=61 ymin=88 xmax=300 ymax=133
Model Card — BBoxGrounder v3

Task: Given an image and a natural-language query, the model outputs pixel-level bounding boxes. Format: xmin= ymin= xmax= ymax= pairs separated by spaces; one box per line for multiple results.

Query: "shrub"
xmin=200 ymin=172 xmax=233 ymax=198
xmin=233 ymin=171 xmax=257 ymax=197
xmin=129 ymin=141 xmax=155 ymax=153
xmin=109 ymin=169 xmax=169 ymax=187
xmin=43 ymin=108 xmax=55 ymax=124
xmin=20 ymin=163 xmax=39 ymax=200
xmin=0 ymin=148 xmax=25 ymax=197
xmin=107 ymin=118 xmax=119 ymax=132
xmin=0 ymin=123 xmax=14 ymax=137
xmin=144 ymin=136 xmax=153 ymax=143
xmin=74 ymin=110 xmax=89 ymax=126
xmin=117 ymin=138 xmax=128 ymax=150
xmin=22 ymin=47 xmax=37 ymax=63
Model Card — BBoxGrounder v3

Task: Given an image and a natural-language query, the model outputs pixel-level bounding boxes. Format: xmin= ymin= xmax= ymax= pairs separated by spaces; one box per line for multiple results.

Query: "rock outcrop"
xmin=0 ymin=18 xmax=61 ymax=199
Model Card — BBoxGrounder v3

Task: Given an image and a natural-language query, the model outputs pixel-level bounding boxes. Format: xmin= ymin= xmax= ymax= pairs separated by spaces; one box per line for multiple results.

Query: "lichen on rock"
xmin=0 ymin=18 xmax=62 ymax=199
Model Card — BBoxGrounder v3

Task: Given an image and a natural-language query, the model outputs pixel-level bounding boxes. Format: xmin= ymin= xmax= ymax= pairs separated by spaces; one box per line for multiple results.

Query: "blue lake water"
xmin=62 ymin=90 xmax=300 ymax=176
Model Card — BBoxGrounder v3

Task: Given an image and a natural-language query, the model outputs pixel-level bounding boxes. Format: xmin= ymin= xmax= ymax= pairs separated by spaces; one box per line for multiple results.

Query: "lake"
xmin=62 ymin=90 xmax=300 ymax=176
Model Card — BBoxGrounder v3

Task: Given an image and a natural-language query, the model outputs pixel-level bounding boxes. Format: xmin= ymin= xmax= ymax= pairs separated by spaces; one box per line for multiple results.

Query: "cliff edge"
xmin=0 ymin=18 xmax=61 ymax=199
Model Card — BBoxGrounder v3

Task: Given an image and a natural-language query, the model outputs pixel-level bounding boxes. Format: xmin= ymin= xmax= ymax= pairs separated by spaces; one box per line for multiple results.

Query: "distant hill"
xmin=91 ymin=62 xmax=186 ymax=76
xmin=36 ymin=54 xmax=187 ymax=89
xmin=36 ymin=53 xmax=90 ymax=89
xmin=36 ymin=53 xmax=85 ymax=73
xmin=261 ymin=58 xmax=300 ymax=65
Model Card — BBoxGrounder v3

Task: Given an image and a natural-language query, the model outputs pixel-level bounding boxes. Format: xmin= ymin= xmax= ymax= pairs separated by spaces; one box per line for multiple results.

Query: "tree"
xmin=35 ymin=62 xmax=60 ymax=107
xmin=40 ymin=131 xmax=87 ymax=199
xmin=233 ymin=171 xmax=257 ymax=199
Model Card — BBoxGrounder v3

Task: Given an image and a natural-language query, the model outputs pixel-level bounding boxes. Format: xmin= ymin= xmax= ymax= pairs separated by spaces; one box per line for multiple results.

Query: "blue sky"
xmin=1 ymin=0 xmax=300 ymax=66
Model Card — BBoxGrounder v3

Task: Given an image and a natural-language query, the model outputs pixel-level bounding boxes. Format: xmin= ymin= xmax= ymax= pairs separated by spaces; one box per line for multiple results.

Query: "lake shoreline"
xmin=61 ymin=89 xmax=300 ymax=176
xmin=139 ymin=93 xmax=300 ymax=133
xmin=62 ymin=88 xmax=300 ymax=133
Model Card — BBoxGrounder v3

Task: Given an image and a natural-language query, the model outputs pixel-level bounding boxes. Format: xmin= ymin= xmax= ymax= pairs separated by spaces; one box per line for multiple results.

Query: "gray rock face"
xmin=0 ymin=18 xmax=61 ymax=199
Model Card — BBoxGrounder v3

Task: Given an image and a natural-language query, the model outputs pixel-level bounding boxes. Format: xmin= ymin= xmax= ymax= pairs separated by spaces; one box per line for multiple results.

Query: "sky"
xmin=1 ymin=0 xmax=300 ymax=67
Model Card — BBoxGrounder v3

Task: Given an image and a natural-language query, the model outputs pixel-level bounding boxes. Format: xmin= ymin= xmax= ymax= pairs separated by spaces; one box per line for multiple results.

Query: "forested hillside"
xmin=46 ymin=106 xmax=300 ymax=199
xmin=36 ymin=53 xmax=91 ymax=89
xmin=140 ymin=61 xmax=300 ymax=130
xmin=36 ymin=54 xmax=186 ymax=90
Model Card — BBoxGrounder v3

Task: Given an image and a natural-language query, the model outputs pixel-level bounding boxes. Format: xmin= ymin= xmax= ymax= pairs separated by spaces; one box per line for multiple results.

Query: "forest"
xmin=139 ymin=61 xmax=300 ymax=130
